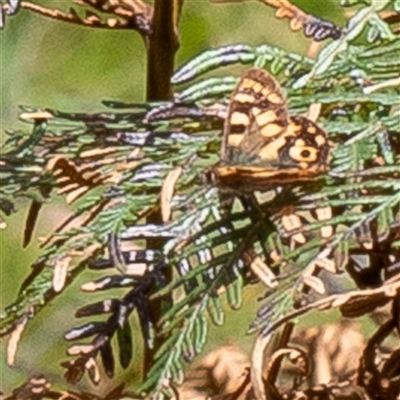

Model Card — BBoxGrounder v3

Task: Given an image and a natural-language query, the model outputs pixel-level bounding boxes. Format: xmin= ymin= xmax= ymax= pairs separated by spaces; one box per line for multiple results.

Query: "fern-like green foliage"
xmin=1 ymin=0 xmax=399 ymax=398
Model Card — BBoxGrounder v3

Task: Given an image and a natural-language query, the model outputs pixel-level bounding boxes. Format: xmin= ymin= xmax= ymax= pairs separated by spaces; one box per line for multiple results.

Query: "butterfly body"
xmin=213 ymin=68 xmax=329 ymax=191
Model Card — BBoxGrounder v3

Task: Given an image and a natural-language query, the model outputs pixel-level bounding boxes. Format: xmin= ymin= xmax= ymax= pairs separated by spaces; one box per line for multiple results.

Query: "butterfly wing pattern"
xmin=113 ymin=69 xmax=331 ymax=277
xmin=213 ymin=68 xmax=330 ymax=190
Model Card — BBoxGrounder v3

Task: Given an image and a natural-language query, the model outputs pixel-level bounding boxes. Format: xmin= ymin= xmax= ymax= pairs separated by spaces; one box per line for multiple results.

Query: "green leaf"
xmin=207 ymin=294 xmax=224 ymax=326
xmin=294 ymin=1 xmax=390 ymax=89
xmin=193 ymin=314 xmax=207 ymax=353
xmin=226 ymin=271 xmax=243 ymax=310
xmin=335 ymin=240 xmax=349 ymax=271
xmin=177 ymin=76 xmax=237 ymax=102
xmin=376 ymin=128 xmax=395 ymax=164
xmin=117 ymin=318 xmax=133 ymax=369
xmin=172 ymin=45 xmax=254 ymax=84
xmin=376 ymin=206 xmax=394 ymax=242
xmin=367 ymin=13 xmax=396 ymax=42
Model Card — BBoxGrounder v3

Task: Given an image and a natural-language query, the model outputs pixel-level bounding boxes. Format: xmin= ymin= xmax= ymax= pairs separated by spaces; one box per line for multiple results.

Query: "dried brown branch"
xmin=264 ymin=347 xmax=309 ymax=395
xmin=281 ymin=273 xmax=400 ymax=333
xmin=251 ymin=274 xmax=400 ymax=399
xmin=2 ymin=0 xmax=153 ymax=37
xmin=3 ymin=375 xmax=51 ymax=400
xmin=3 ymin=1 xmax=123 ymax=29
xmin=359 ymin=319 xmax=394 ymax=382
xmin=265 ymin=323 xmax=296 ymax=388
xmin=287 ymin=380 xmax=368 ymax=400
xmin=358 ymin=314 xmax=400 ymax=399
xmin=210 ymin=0 xmax=341 ymax=41
xmin=380 ymin=10 xmax=400 ymax=25
xmin=76 ymin=0 xmax=153 ymax=36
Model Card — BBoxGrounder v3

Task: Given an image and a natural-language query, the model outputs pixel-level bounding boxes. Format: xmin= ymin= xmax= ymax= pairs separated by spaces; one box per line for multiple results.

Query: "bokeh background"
xmin=0 ymin=0 xmax=347 ymax=394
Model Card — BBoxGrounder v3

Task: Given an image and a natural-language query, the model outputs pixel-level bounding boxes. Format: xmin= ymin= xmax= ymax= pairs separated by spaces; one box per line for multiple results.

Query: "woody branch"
xmin=2 ymin=0 xmax=153 ymax=39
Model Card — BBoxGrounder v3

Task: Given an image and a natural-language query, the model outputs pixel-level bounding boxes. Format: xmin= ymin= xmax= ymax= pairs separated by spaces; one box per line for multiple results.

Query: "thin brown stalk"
xmin=2 ymin=0 xmax=153 ymax=36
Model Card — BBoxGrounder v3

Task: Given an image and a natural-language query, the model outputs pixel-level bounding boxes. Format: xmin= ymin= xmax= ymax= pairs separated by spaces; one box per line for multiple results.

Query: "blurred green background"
xmin=0 ymin=0 xmax=345 ymax=394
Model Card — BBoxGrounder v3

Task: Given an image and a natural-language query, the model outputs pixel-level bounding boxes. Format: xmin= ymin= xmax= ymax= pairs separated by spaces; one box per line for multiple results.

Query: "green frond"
xmin=1 ymin=0 xmax=399 ymax=397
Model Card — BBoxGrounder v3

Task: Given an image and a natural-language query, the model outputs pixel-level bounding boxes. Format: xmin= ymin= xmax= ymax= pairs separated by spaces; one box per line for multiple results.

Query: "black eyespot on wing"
xmin=301 ymin=149 xmax=311 ymax=158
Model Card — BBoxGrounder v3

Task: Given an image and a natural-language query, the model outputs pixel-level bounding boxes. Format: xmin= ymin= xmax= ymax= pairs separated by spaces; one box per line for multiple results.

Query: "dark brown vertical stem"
xmin=143 ymin=0 xmax=184 ymax=376
xmin=146 ymin=0 xmax=182 ymax=101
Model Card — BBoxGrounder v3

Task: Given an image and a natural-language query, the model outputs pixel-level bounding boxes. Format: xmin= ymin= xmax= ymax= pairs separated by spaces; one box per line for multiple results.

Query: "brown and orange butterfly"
xmin=212 ymin=68 xmax=329 ymax=191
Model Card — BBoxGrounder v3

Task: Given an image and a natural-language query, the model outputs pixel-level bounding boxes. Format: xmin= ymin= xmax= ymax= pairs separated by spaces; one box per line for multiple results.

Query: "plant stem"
xmin=143 ymin=0 xmax=184 ymax=377
xmin=146 ymin=0 xmax=182 ymax=101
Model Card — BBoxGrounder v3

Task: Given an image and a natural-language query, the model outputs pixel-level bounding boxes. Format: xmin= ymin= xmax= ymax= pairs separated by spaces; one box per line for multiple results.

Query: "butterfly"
xmin=212 ymin=68 xmax=330 ymax=191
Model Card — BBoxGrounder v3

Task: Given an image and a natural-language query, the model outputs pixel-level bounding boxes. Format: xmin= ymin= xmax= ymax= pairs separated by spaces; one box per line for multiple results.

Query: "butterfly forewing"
xmin=215 ymin=68 xmax=329 ymax=191
xmin=221 ymin=68 xmax=289 ymax=165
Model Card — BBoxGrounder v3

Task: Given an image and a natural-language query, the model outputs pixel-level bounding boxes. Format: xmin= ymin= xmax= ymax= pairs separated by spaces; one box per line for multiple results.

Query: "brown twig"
xmin=146 ymin=0 xmax=181 ymax=100
xmin=76 ymin=0 xmax=153 ymax=36
xmin=267 ymin=322 xmax=295 ymax=385
xmin=4 ymin=1 xmax=122 ymax=29
xmin=2 ymin=0 xmax=153 ymax=37
xmin=380 ymin=10 xmax=400 ymax=25
xmin=264 ymin=347 xmax=309 ymax=396
xmin=251 ymin=275 xmax=400 ymax=399
xmin=359 ymin=319 xmax=395 ymax=381
xmin=357 ymin=318 xmax=396 ymax=399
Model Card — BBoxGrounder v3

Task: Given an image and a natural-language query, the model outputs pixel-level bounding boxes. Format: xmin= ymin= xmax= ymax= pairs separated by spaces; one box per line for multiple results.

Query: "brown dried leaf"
xmin=314 ymin=257 xmax=336 ymax=274
xmin=7 ymin=317 xmax=28 ymax=366
xmin=52 ymin=256 xmax=71 ymax=293
xmin=66 ymin=186 xmax=90 ymax=205
xmin=85 ymin=357 xmax=101 ymax=384
xmin=282 ymin=213 xmax=306 ymax=245
xmin=68 ymin=344 xmax=95 ymax=356
xmin=161 ymin=167 xmax=182 ymax=222
xmin=80 ymin=147 xmax=120 ymax=158
xmin=46 ymin=157 xmax=107 ymax=200
xmin=19 ymin=111 xmax=54 ymax=121
xmin=250 ymin=256 xmax=278 ymax=289
xmin=264 ymin=347 xmax=308 ymax=383
xmin=303 ymin=275 xmax=326 ymax=295
xmin=307 ymin=102 xmax=322 ymax=122
xmin=316 ymin=206 xmax=334 ymax=239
